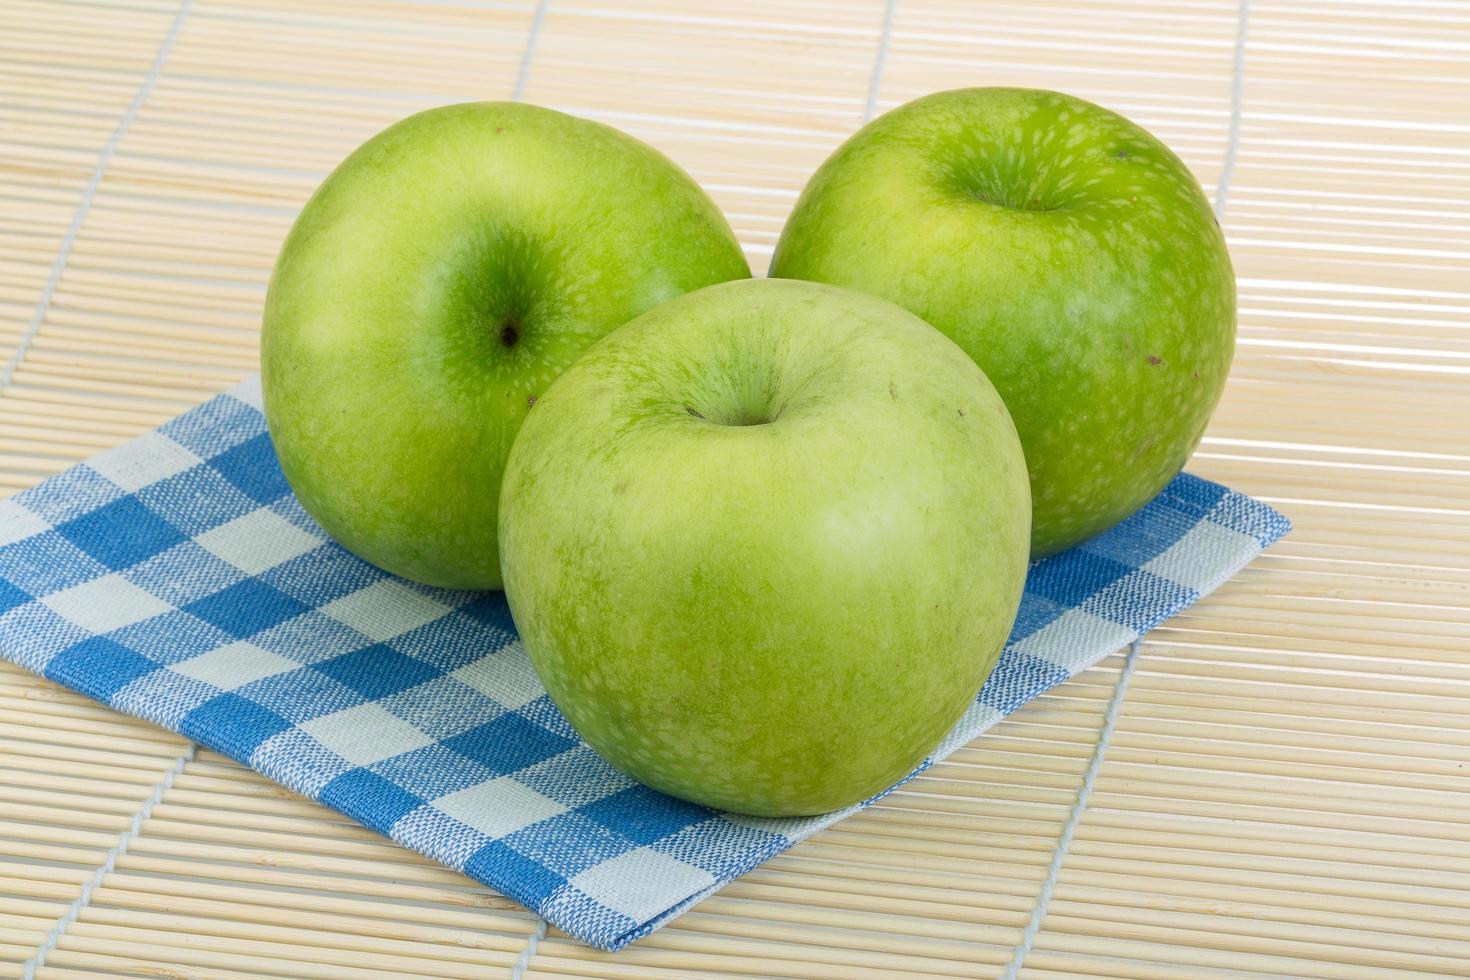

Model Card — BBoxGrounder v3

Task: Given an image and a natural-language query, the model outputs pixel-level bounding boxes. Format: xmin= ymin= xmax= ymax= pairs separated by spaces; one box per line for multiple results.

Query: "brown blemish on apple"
xmin=1147 ymin=355 xmax=1163 ymax=366
xmin=527 ymin=394 xmax=537 ymax=409
xmin=685 ymin=405 xmax=705 ymax=420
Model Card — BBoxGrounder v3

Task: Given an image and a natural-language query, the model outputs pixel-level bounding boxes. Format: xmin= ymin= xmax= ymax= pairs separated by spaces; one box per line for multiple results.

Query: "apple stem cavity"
xmin=684 ymin=402 xmax=776 ymax=427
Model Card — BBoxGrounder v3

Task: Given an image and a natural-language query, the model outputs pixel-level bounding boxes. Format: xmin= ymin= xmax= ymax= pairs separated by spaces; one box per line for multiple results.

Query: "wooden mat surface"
xmin=3 ymin=0 xmax=1469 ymax=976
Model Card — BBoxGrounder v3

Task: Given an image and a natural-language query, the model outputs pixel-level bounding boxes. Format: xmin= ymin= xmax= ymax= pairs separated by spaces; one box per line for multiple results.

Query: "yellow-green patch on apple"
xmin=263 ymin=102 xmax=750 ymax=589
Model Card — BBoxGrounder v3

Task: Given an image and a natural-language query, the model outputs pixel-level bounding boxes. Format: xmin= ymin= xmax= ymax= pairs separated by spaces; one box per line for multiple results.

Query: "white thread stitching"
xmin=863 ymin=0 xmax=898 ymax=122
xmin=509 ymin=915 xmax=549 ymax=980
xmin=513 ymin=0 xmax=551 ymax=103
xmin=999 ymin=640 xmax=1142 ymax=980
xmin=503 ymin=7 xmax=553 ymax=969
xmin=1215 ymin=0 xmax=1250 ymax=216
xmin=21 ymin=743 xmax=196 ymax=979
xmin=0 ymin=0 xmax=194 ymax=396
xmin=1001 ymin=5 xmax=1249 ymax=968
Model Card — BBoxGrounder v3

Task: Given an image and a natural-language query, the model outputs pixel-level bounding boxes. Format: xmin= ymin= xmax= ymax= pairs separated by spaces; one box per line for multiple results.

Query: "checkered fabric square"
xmin=0 ymin=378 xmax=1289 ymax=950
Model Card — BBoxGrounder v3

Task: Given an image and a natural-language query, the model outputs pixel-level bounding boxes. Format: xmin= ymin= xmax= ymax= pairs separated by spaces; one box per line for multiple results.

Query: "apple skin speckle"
xmin=771 ymin=87 xmax=1235 ymax=556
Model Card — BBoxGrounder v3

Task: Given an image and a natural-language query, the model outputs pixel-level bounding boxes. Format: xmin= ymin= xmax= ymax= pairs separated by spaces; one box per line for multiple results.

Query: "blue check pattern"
xmin=0 ymin=378 xmax=1288 ymax=951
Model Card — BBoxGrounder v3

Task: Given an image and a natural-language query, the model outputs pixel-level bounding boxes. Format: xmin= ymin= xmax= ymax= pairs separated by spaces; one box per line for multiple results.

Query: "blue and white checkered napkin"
xmin=0 ymin=378 xmax=1287 ymax=950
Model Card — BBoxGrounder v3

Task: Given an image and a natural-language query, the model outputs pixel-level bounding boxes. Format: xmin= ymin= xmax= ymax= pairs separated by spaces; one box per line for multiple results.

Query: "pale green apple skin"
xmin=770 ymin=88 xmax=1235 ymax=556
xmin=262 ymin=102 xmax=750 ymax=589
xmin=499 ymin=279 xmax=1031 ymax=817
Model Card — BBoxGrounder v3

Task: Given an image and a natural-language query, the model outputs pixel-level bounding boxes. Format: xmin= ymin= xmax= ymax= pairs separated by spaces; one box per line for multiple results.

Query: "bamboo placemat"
xmin=2 ymin=0 xmax=1468 ymax=977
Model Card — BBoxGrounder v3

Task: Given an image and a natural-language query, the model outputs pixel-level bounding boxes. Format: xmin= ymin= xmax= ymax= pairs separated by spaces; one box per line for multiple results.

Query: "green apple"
xmin=262 ymin=102 xmax=749 ymax=588
xmin=499 ymin=278 xmax=1030 ymax=816
xmin=770 ymin=87 xmax=1234 ymax=556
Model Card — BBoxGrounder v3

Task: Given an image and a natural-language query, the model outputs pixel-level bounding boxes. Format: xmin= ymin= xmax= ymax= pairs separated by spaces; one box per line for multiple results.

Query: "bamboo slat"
xmin=2 ymin=0 xmax=1468 ymax=977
